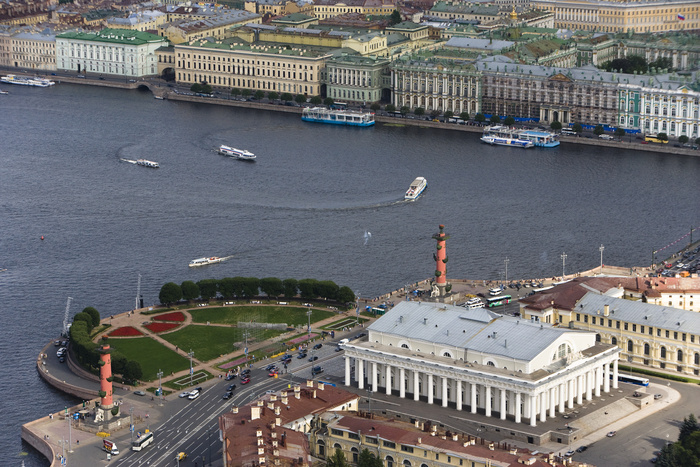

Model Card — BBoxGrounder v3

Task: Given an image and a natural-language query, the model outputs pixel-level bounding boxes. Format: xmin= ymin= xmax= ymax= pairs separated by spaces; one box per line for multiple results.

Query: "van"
xmin=103 ymin=439 xmax=119 ymax=455
xmin=339 ymin=338 xmax=349 ymax=345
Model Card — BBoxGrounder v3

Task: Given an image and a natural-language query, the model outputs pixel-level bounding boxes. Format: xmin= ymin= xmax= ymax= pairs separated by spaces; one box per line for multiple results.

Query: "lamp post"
xmin=504 ymin=257 xmax=509 ymax=284
xmin=307 ymin=309 xmax=312 ymax=345
xmin=367 ymin=389 xmax=373 ymax=418
xmin=157 ymin=369 xmax=163 ymax=406
xmin=599 ymin=244 xmax=604 ymax=273
xmin=188 ymin=350 xmax=195 ymax=385
xmin=561 ymin=252 xmax=567 ymax=278
xmin=355 ymin=291 xmax=360 ymax=325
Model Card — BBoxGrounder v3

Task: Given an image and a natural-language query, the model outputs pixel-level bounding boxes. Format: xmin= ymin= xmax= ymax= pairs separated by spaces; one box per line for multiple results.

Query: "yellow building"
xmin=312 ymin=0 xmax=395 ymax=20
xmin=106 ymin=10 xmax=169 ymax=32
xmin=531 ymin=0 xmax=700 ymax=33
xmin=244 ymin=0 xmax=314 ymax=17
xmin=0 ymin=28 xmax=56 ymax=70
xmin=173 ymin=37 xmax=331 ymax=95
xmin=162 ymin=10 xmax=262 ymax=45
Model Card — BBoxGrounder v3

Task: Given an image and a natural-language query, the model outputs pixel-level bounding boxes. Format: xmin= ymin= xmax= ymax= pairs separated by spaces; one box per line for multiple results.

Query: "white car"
xmin=188 ymin=390 xmax=200 ymax=400
xmin=179 ymin=392 xmax=190 ymax=398
xmin=599 ymin=134 xmax=614 ymax=140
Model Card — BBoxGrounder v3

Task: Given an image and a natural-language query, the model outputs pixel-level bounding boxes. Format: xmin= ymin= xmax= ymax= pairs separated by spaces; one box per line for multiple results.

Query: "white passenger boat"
xmin=463 ymin=297 xmax=484 ymax=310
xmin=0 ymin=75 xmax=55 ymax=87
xmin=219 ymin=145 xmax=256 ymax=161
xmin=136 ymin=159 xmax=160 ymax=168
xmin=301 ymin=107 xmax=375 ymax=127
xmin=480 ymin=125 xmax=534 ymax=148
xmin=189 ymin=257 xmax=223 ymax=267
xmin=518 ymin=129 xmax=560 ymax=148
xmin=405 ymin=177 xmax=427 ymax=200
xmin=0 ymin=89 xmax=8 ymax=95
xmin=488 ymin=287 xmax=502 ymax=296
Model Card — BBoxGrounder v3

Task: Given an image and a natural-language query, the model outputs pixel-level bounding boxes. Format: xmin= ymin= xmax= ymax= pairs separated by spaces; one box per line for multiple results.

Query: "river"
xmin=1 ymin=83 xmax=698 ymax=465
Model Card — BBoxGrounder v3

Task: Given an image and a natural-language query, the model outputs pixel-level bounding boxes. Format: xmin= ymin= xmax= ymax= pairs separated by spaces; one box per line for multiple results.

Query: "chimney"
xmin=294 ymin=386 xmax=301 ymax=399
xmin=306 ymin=380 xmax=314 ymax=387
xmin=318 ymin=382 xmax=325 ymax=390
xmin=232 ymin=406 xmax=239 ymax=414
xmin=270 ymin=394 xmax=278 ymax=401
xmin=452 ymin=434 xmax=458 ymax=441
xmin=275 ymin=406 xmax=281 ymax=416
xmin=488 ymin=442 xmax=495 ymax=451
xmin=251 ymin=406 xmax=261 ymax=420
xmin=268 ymin=402 xmax=275 ymax=410
xmin=281 ymin=395 xmax=289 ymax=405
xmin=417 ymin=437 xmax=421 ymax=444
xmin=604 ymin=304 xmax=610 ymax=316
xmin=258 ymin=400 xmax=265 ymax=407
xmin=313 ymin=390 xmax=317 ymax=399
xmin=276 ymin=417 xmax=281 ymax=426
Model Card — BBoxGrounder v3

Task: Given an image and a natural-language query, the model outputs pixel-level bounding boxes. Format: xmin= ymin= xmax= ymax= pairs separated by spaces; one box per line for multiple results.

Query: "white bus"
xmin=561 ymin=128 xmax=576 ymax=136
xmin=132 ymin=431 xmax=154 ymax=451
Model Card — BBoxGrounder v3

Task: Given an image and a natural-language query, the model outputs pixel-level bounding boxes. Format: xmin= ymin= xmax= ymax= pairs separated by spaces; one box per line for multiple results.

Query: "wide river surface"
xmin=1 ymin=83 xmax=699 ymax=465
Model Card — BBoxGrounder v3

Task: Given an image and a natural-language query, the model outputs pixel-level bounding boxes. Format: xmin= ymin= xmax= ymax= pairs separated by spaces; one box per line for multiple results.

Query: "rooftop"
xmin=56 ymin=28 xmax=166 ymax=45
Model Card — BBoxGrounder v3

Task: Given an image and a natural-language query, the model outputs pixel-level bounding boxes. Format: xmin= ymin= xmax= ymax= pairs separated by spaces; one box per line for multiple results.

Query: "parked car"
xmin=179 ymin=392 xmax=190 ymax=398
xmin=564 ymin=450 xmax=575 ymax=457
xmin=308 ymin=355 xmax=318 ymax=362
xmin=654 ymin=394 xmax=662 ymax=400
xmin=188 ymin=390 xmax=200 ymax=400
xmin=607 ymin=431 xmax=616 ymax=437
xmin=599 ymin=134 xmax=614 ymax=140
xmin=312 ymin=365 xmax=323 ymax=375
xmin=576 ymin=446 xmax=588 ymax=453
xmin=134 ymin=390 xmax=146 ymax=396
xmin=313 ymin=343 xmax=323 ymax=350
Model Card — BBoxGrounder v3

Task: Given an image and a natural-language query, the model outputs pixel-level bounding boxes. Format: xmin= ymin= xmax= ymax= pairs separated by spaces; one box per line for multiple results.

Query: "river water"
xmin=1 ymin=83 xmax=699 ymax=465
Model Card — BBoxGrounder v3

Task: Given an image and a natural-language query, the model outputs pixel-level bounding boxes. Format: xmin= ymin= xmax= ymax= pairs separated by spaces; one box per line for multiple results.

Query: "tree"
xmin=298 ymin=279 xmax=318 ymax=299
xmin=324 ymin=97 xmax=334 ymax=106
xmin=385 ymin=104 xmax=396 ymax=113
xmin=241 ymin=277 xmax=261 ymax=298
xmin=327 ymin=448 xmax=349 ymax=467
xmin=370 ymin=103 xmax=380 ymax=111
xmin=657 ymin=132 xmax=668 ymax=141
xmin=295 ymin=94 xmax=307 ymax=104
xmin=315 ymin=280 xmax=339 ymax=301
xmin=283 ymin=278 xmax=298 ymax=298
xmin=190 ymin=83 xmax=203 ymax=93
xmin=593 ymin=124 xmax=605 ymax=136
xmin=337 ymin=286 xmax=355 ymax=304
xmin=196 ymin=279 xmax=218 ymax=300
xmin=615 ymin=127 xmax=626 ymax=139
xmin=550 ymin=120 xmax=562 ymax=131
xmin=489 ymin=114 xmax=501 ymax=124
xmin=159 ymin=282 xmax=182 ymax=305
xmin=82 ymin=307 xmax=101 ymax=327
xmin=254 ymin=90 xmax=265 ymax=100
xmin=414 ymin=107 xmax=425 ymax=116
xmin=504 ymin=116 xmax=515 ymax=126
xmin=181 ymin=281 xmax=200 ymax=301
xmin=73 ymin=311 xmax=94 ymax=333
xmin=200 ymin=84 xmax=212 ymax=94
xmin=389 ymin=9 xmax=402 ymax=26
xmin=678 ymin=135 xmax=689 ymax=144
xmin=310 ymin=95 xmax=323 ymax=105
xmin=474 ymin=113 xmax=486 ymax=123
xmin=649 ymin=57 xmax=673 ymax=72
xmin=241 ymin=89 xmax=251 ymax=97
xmin=572 ymin=122 xmax=583 ymax=134
xmin=268 ymin=91 xmax=279 ymax=100
xmin=231 ymin=88 xmax=241 ymax=96
xmin=123 ymin=360 xmax=143 ymax=383
xmin=430 ymin=109 xmax=440 ymax=119
xmin=281 ymin=93 xmax=293 ymax=102
xmin=459 ymin=111 xmax=470 ymax=121
xmin=358 ymin=449 xmax=382 ymax=467
xmin=399 ymin=106 xmax=409 ymax=116
xmin=260 ymin=277 xmax=284 ymax=298
xmin=696 ymin=137 xmax=700 ymax=146
xmin=679 ymin=414 xmax=699 ymax=444
xmin=443 ymin=110 xmax=454 ymax=119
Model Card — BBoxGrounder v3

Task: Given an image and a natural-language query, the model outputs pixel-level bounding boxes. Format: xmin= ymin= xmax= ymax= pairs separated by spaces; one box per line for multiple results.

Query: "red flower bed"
xmin=108 ymin=326 xmax=144 ymax=337
xmin=144 ymin=322 xmax=180 ymax=333
xmin=153 ymin=311 xmax=186 ymax=322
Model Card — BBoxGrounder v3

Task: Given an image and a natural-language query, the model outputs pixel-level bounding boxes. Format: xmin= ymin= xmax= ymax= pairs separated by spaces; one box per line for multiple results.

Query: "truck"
xmin=103 ymin=439 xmax=119 ymax=455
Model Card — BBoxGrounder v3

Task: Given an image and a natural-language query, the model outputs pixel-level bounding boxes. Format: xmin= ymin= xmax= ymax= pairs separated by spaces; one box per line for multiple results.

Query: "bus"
xmin=561 ymin=128 xmax=577 ymax=136
xmin=486 ymin=295 xmax=511 ymax=307
xmin=132 ymin=431 xmax=154 ymax=451
xmin=330 ymin=102 xmax=347 ymax=110
xmin=613 ymin=374 xmax=650 ymax=386
xmin=644 ymin=134 xmax=668 ymax=144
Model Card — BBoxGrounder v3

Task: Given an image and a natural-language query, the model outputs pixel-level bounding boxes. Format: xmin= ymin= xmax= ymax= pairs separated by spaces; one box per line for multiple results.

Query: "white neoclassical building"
xmin=343 ymin=301 xmax=621 ymax=428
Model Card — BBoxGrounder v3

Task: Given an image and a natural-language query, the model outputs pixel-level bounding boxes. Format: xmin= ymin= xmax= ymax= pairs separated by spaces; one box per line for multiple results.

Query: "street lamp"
xmin=367 ymin=389 xmax=373 ymax=418
xmin=157 ymin=369 xmax=164 ymax=406
xmin=561 ymin=252 xmax=567 ymax=278
xmin=307 ymin=309 xmax=312 ymax=345
xmin=504 ymin=257 xmax=509 ymax=284
xmin=188 ymin=350 xmax=195 ymax=385
xmin=599 ymin=244 xmax=604 ymax=273
xmin=355 ymin=291 xmax=360 ymax=325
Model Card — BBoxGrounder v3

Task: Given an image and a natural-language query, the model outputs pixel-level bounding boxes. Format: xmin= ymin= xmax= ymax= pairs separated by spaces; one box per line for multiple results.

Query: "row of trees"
xmin=69 ymin=307 xmax=143 ymax=384
xmin=326 ymin=448 xmax=384 ymax=467
xmin=601 ymin=55 xmax=675 ymax=74
xmin=159 ymin=277 xmax=356 ymax=306
xmin=655 ymin=413 xmax=700 ymax=466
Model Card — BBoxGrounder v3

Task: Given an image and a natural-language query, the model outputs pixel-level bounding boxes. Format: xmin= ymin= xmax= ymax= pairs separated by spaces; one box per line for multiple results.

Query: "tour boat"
xmin=0 ymin=75 xmax=55 ymax=87
xmin=0 ymin=90 xmax=8 ymax=95
xmin=405 ymin=177 xmax=427 ymax=200
xmin=480 ymin=126 xmax=534 ymax=148
xmin=189 ymin=257 xmax=223 ymax=267
xmin=517 ymin=129 xmax=560 ymax=148
xmin=136 ymin=159 xmax=160 ymax=168
xmin=301 ymin=107 xmax=375 ymax=127
xmin=219 ymin=145 xmax=256 ymax=161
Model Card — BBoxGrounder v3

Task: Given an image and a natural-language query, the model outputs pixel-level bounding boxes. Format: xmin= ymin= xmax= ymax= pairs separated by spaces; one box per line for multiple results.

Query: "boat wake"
xmin=119 ymin=158 xmax=138 ymax=164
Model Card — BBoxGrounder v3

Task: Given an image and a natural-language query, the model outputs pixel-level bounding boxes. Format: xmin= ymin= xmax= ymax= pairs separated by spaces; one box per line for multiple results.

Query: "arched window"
xmin=660 ymin=347 xmax=666 ymax=359
xmin=596 ymin=334 xmax=601 ymax=342
xmin=317 ymin=440 xmax=326 ymax=457
xmin=627 ymin=340 xmax=634 ymax=352
xmin=386 ymin=456 xmax=395 ymax=467
xmin=351 ymin=447 xmax=359 ymax=464
xmin=401 ymin=343 xmax=409 ymax=349
xmin=403 ymin=461 xmax=412 ymax=467
xmin=678 ymin=349 xmax=683 ymax=362
xmin=644 ymin=343 xmax=650 ymax=356
xmin=334 ymin=443 xmax=342 ymax=450
xmin=442 ymin=351 xmax=453 ymax=358
xmin=611 ymin=337 xmax=617 ymax=346
xmin=487 ymin=361 xmax=495 ymax=366
xmin=695 ymin=353 xmax=699 ymax=365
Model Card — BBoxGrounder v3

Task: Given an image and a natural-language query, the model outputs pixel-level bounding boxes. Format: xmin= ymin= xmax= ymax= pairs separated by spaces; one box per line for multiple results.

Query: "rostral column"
xmin=432 ymin=224 xmax=449 ymax=297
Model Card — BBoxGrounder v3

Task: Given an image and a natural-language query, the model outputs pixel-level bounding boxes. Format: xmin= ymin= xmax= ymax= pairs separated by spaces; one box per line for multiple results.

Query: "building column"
xmin=357 ymin=359 xmax=364 ymax=390
xmin=345 ymin=356 xmax=351 ymax=386
xmin=594 ymin=366 xmax=601 ymax=397
xmin=485 ymin=385 xmax=492 ymax=417
xmin=558 ymin=383 xmax=566 ymax=413
xmin=372 ymin=362 xmax=378 ymax=393
xmin=576 ymin=375 xmax=583 ymax=405
xmin=539 ymin=392 xmax=547 ymax=423
xmin=470 ymin=383 xmax=477 ymax=414
xmin=399 ymin=368 xmax=406 ymax=398
xmin=549 ymin=387 xmax=556 ymax=418
xmin=612 ymin=359 xmax=619 ymax=389
xmin=568 ymin=379 xmax=575 ymax=408
xmin=428 ymin=374 xmax=434 ymax=404
xmin=603 ymin=362 xmax=611 ymax=393
xmin=414 ymin=371 xmax=420 ymax=401
xmin=529 ymin=395 xmax=537 ymax=427
xmin=515 ymin=392 xmax=522 ymax=423
xmin=586 ymin=370 xmax=593 ymax=401
xmin=442 ymin=377 xmax=448 ymax=408
xmin=456 ymin=380 xmax=463 ymax=411
xmin=385 ymin=364 xmax=392 ymax=395
xmin=500 ymin=388 xmax=507 ymax=420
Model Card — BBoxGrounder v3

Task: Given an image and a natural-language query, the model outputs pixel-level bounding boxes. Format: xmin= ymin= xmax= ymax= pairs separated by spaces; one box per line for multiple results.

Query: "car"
xmin=281 ymin=357 xmax=291 ymax=364
xmin=576 ymin=446 xmax=588 ymax=453
xmin=227 ymin=384 xmax=237 ymax=391
xmin=651 ymin=457 xmax=658 ymax=463
xmin=312 ymin=365 xmax=323 ymax=373
xmin=177 ymin=452 xmax=187 ymax=460
xmin=308 ymin=355 xmax=318 ymax=362
xmin=195 ymin=387 xmax=202 ymax=392
xmin=564 ymin=450 xmax=575 ymax=457
xmin=98 ymin=77 xmax=105 ymax=80
xmin=599 ymin=134 xmax=614 ymax=140
xmin=268 ymin=371 xmax=279 ymax=377
xmin=54 ymin=340 xmax=61 ymax=346
xmin=134 ymin=390 xmax=146 ymax=396
xmin=266 ymin=364 xmax=277 ymax=371
xmin=633 ymin=392 xmax=641 ymax=397
xmin=179 ymin=392 xmax=190 ymax=398
xmin=297 ymin=353 xmax=307 ymax=359
xmin=313 ymin=343 xmax=323 ymax=350
xmin=223 ymin=391 xmax=233 ymax=399
xmin=654 ymin=394 xmax=662 ymax=400
xmin=241 ymin=378 xmax=251 ymax=384
xmin=188 ymin=390 xmax=200 ymax=400
xmin=335 ymin=346 xmax=342 ymax=352
xmin=241 ymin=369 xmax=251 ymax=376
xmin=77 ymin=74 xmax=85 ymax=78
xmin=607 ymin=431 xmax=616 ymax=437
xmin=58 ymin=356 xmax=65 ymax=363
xmin=225 ymin=373 xmax=236 ymax=380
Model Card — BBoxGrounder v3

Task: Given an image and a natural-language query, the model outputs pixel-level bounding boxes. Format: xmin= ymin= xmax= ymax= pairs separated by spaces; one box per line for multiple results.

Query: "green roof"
xmin=57 ymin=28 xmax=166 ymax=45
xmin=182 ymin=37 xmax=332 ymax=58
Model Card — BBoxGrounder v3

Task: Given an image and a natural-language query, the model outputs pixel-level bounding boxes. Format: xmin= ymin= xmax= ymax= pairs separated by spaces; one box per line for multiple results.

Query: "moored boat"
xmin=136 ymin=159 xmax=160 ymax=168
xmin=0 ymin=75 xmax=55 ymax=87
xmin=189 ymin=257 xmax=222 ymax=267
xmin=480 ymin=125 xmax=534 ymax=148
xmin=302 ymin=107 xmax=375 ymax=127
xmin=405 ymin=177 xmax=427 ymax=200
xmin=518 ymin=129 xmax=560 ymax=148
xmin=219 ymin=145 xmax=256 ymax=161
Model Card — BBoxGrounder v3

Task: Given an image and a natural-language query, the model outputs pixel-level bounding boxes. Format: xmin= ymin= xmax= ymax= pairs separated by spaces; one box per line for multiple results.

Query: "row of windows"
xmin=579 ymin=313 xmax=699 ymax=343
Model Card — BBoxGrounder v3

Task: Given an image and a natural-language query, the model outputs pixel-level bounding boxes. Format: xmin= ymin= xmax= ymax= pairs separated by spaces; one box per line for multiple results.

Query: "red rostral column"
xmin=99 ymin=344 xmax=113 ymax=407
xmin=432 ymin=224 xmax=449 ymax=297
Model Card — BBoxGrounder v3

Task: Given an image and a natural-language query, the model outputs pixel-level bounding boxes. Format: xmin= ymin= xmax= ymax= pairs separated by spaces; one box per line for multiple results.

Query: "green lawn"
xmin=188 ymin=306 xmax=335 ymax=326
xmin=158 ymin=325 xmax=285 ymax=362
xmin=107 ymin=337 xmax=191 ymax=382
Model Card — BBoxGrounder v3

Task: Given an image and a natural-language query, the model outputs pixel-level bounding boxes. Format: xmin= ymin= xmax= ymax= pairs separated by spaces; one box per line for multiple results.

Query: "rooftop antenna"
xmin=62 ymin=297 xmax=73 ymax=337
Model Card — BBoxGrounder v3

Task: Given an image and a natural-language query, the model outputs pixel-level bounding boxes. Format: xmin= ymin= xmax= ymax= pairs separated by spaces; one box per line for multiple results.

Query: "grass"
xmin=158 ymin=325 xmax=285 ymax=362
xmin=619 ymin=364 xmax=700 ymax=384
xmin=107 ymin=337 xmax=191 ymax=381
xmin=163 ymin=370 xmax=213 ymax=391
xmin=321 ymin=317 xmax=368 ymax=330
xmin=188 ymin=306 xmax=335 ymax=326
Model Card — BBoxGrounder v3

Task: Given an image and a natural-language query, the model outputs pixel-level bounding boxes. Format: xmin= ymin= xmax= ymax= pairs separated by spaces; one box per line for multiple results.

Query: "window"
xmin=352 ymin=448 xmax=359 ymax=463
xmin=627 ymin=340 xmax=634 ymax=352
xmin=386 ymin=456 xmax=395 ymax=467
xmin=674 ymin=332 xmax=678 ymax=340
xmin=348 ymin=433 xmax=360 ymax=440
xmin=383 ymin=441 xmax=396 ymax=449
xmin=401 ymin=446 xmax=414 ymax=453
xmin=624 ymin=323 xmax=628 ymax=331
xmin=331 ymin=429 xmax=343 ymax=436
xmin=612 ymin=337 xmax=617 ymax=346
xmin=661 ymin=347 xmax=667 ymax=359
xmin=365 ymin=437 xmax=377 ymax=445
xmin=644 ymin=343 xmax=650 ymax=355
xmin=678 ymin=350 xmax=683 ymax=362
xmin=616 ymin=321 xmax=621 ymax=329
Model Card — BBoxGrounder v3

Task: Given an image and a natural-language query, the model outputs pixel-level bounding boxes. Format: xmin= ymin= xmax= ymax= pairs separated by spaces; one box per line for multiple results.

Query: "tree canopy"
xmin=82 ymin=307 xmax=101 ymax=327
xmin=159 ymin=282 xmax=182 ymax=305
xmin=656 ymin=413 xmax=700 ymax=466
xmin=181 ymin=281 xmax=200 ymax=301
xmin=550 ymin=120 xmax=562 ymax=131
xmin=389 ymin=9 xmax=402 ymax=26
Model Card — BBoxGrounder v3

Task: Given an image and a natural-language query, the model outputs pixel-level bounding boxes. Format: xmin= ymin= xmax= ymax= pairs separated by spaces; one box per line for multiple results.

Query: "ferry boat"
xmin=219 ymin=145 xmax=256 ymax=161
xmin=480 ymin=126 xmax=534 ymax=148
xmin=0 ymin=90 xmax=8 ymax=95
xmin=189 ymin=257 xmax=222 ymax=267
xmin=136 ymin=159 xmax=160 ymax=168
xmin=405 ymin=177 xmax=427 ymax=200
xmin=517 ymin=129 xmax=560 ymax=148
xmin=0 ymin=75 xmax=55 ymax=87
xmin=301 ymin=107 xmax=375 ymax=127
xmin=463 ymin=297 xmax=484 ymax=310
